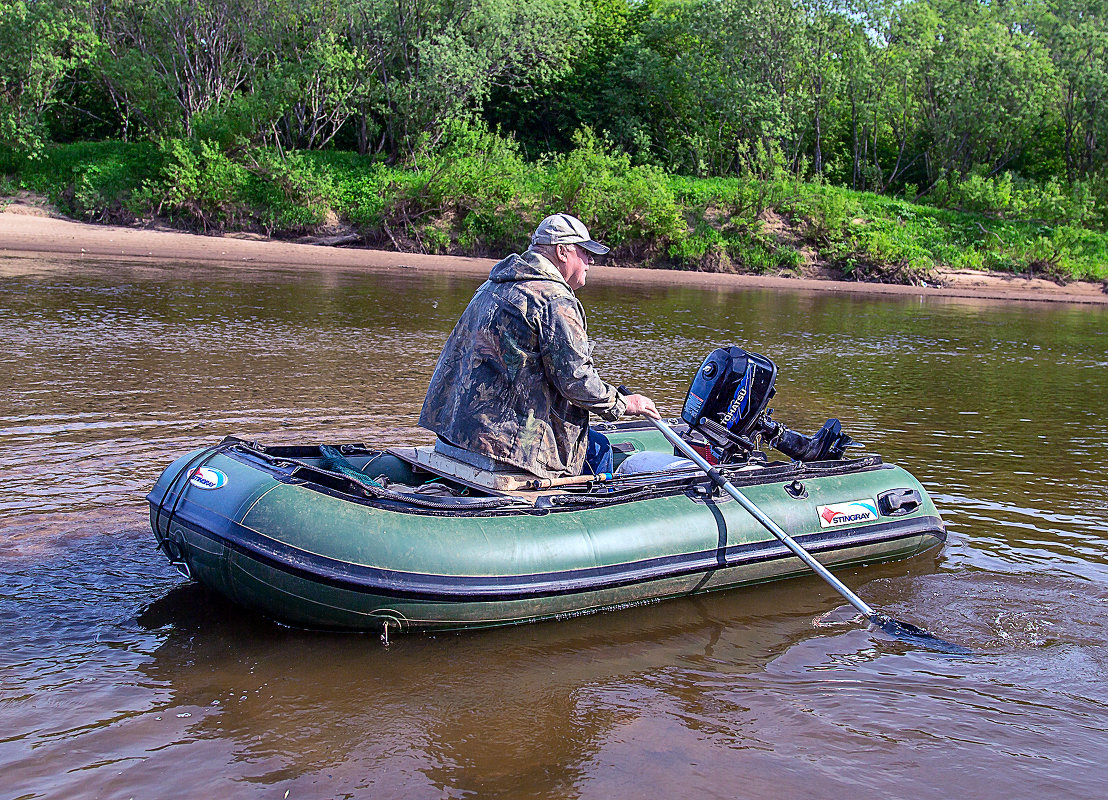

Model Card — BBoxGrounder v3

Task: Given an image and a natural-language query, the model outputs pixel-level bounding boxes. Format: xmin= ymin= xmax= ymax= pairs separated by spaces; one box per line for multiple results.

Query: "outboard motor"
xmin=681 ymin=346 xmax=855 ymax=463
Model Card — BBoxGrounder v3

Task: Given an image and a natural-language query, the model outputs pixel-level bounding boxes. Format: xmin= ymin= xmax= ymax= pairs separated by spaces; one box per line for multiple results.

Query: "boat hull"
xmin=148 ymin=430 xmax=945 ymax=632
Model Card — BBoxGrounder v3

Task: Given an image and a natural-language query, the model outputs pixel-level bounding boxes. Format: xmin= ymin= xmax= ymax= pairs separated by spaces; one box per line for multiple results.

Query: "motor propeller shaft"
xmin=760 ymin=416 xmax=856 ymax=462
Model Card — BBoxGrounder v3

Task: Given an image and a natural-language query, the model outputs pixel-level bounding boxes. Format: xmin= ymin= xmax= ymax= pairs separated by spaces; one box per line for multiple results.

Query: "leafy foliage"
xmin=0 ymin=0 xmax=96 ymax=153
xmin=7 ymin=0 xmax=1108 ymax=196
xmin=9 ymin=135 xmax=1108 ymax=282
xmin=5 ymin=0 xmax=1108 ymax=284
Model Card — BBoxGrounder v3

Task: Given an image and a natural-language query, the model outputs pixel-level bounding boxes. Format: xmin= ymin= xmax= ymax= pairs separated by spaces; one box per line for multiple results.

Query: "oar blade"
xmin=871 ymin=613 xmax=973 ymax=655
xmin=627 ymin=398 xmax=972 ymax=655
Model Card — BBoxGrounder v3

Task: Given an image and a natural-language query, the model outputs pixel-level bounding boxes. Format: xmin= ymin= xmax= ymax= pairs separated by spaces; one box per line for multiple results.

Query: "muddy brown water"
xmin=1 ymin=254 xmax=1106 ymax=799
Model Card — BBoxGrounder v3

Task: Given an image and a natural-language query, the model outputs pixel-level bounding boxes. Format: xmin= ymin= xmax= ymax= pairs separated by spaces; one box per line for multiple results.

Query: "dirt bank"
xmin=3 ymin=202 xmax=1106 ymax=305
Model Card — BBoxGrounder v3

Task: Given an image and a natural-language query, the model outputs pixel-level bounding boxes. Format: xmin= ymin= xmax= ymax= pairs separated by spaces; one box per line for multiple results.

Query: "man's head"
xmin=530 ymin=214 xmax=609 ymax=290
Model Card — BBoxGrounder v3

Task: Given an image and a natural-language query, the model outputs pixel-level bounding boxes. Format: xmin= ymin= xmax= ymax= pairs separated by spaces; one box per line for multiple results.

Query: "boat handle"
xmin=877 ymin=488 xmax=922 ymax=516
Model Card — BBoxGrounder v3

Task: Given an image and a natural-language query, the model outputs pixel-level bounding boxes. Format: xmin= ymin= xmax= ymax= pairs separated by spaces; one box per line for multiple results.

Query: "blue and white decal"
xmin=189 ymin=467 xmax=228 ymax=490
xmin=720 ymin=376 xmax=750 ymax=428
xmin=818 ymin=500 xmax=879 ymax=528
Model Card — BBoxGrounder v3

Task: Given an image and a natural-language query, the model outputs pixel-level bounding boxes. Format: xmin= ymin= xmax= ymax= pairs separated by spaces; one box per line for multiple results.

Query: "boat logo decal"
xmin=817 ymin=500 xmax=878 ymax=528
xmin=190 ymin=467 xmax=228 ymax=490
xmin=721 ymin=379 xmax=749 ymax=427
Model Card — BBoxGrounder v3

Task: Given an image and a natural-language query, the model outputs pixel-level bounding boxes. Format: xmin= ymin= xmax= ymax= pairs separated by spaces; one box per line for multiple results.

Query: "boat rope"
xmin=565 ymin=455 xmax=887 ymax=493
xmin=318 ymin=444 xmax=384 ymax=487
xmin=214 ymin=439 xmax=887 ymax=515
xmin=215 ymin=437 xmax=534 ymax=511
xmin=296 ymin=464 xmax=530 ymax=511
xmin=548 ymin=485 xmax=672 ymax=506
xmin=248 ymin=450 xmax=530 ymax=511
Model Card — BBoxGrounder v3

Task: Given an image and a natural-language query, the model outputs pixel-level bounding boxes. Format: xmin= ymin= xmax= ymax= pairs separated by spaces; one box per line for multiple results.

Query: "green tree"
xmin=1039 ymin=0 xmax=1108 ymax=179
xmin=94 ymin=0 xmax=272 ymax=138
xmin=835 ymin=3 xmax=904 ymax=191
xmin=259 ymin=0 xmax=381 ymax=150
xmin=798 ymin=0 xmax=851 ymax=178
xmin=896 ymin=0 xmax=1057 ymax=191
xmin=610 ymin=0 xmax=808 ymax=175
xmin=0 ymin=0 xmax=96 ymax=152
xmin=482 ymin=0 xmax=646 ymax=158
xmin=363 ymin=0 xmax=586 ymax=160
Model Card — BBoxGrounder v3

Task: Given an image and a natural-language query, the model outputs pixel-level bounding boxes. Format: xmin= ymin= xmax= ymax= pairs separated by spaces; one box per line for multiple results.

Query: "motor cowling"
xmin=681 ymin=346 xmax=856 ymax=463
xmin=681 ymin=346 xmax=777 ymax=444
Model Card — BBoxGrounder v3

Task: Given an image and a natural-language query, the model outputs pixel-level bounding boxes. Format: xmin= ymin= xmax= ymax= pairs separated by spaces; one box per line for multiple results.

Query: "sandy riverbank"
xmin=3 ymin=201 xmax=1106 ymax=304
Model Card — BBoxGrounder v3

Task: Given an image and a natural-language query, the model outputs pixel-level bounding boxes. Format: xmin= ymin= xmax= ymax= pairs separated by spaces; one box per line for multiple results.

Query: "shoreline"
xmin=3 ymin=203 xmax=1106 ymax=305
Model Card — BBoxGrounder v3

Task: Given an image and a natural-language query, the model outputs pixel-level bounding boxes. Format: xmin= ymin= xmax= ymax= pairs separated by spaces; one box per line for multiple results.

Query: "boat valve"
xmin=785 ymin=480 xmax=808 ymax=499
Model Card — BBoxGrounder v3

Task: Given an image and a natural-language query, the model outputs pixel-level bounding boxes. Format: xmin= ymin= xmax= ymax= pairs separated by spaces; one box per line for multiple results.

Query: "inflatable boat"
xmin=147 ymin=347 xmax=946 ymax=633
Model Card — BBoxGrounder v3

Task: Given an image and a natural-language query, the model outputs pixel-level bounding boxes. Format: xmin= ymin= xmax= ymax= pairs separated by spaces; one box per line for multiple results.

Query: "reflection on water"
xmin=1 ymin=254 xmax=1106 ymax=799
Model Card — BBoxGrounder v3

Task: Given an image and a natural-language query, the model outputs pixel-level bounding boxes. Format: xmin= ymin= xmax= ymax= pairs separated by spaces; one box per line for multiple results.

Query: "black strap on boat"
xmin=218 ymin=439 xmax=888 ymax=515
xmin=153 ymin=440 xmax=238 ymax=547
xmin=228 ymin=440 xmax=529 ymax=512
xmin=546 ymin=484 xmax=675 ymax=507
xmin=555 ymin=455 xmax=886 ymax=497
xmin=291 ymin=461 xmax=530 ymax=511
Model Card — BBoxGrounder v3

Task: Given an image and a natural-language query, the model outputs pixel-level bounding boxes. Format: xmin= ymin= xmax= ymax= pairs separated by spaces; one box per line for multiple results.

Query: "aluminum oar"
xmin=624 ymin=396 xmax=970 ymax=654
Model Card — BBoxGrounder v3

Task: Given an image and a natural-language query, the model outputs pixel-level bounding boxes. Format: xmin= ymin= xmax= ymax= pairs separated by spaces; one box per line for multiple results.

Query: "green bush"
xmin=4 ymin=137 xmax=1108 ymax=282
xmin=311 ymin=151 xmax=403 ymax=229
xmin=0 ymin=145 xmax=20 ymax=175
xmin=133 ymin=139 xmax=248 ymax=231
xmin=8 ymin=140 xmax=159 ymax=220
xmin=238 ymin=149 xmax=334 ymax=234
xmin=787 ymin=187 xmax=860 ymax=248
xmin=928 ymin=169 xmax=1098 ymax=227
xmin=367 ymin=120 xmax=537 ymax=254
xmin=544 ymin=128 xmax=687 ymax=258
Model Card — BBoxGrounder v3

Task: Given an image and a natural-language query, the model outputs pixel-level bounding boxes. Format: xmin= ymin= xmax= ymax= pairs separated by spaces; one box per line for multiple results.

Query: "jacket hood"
xmin=489 ymin=250 xmax=571 ymax=289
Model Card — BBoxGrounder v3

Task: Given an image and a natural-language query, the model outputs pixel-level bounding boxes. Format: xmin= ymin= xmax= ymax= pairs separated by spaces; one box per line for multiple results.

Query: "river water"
xmin=1 ymin=254 xmax=1105 ymax=799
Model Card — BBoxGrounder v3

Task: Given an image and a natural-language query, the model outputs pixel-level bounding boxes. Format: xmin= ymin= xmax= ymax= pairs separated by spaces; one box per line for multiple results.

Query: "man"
xmin=419 ymin=213 xmax=659 ymax=480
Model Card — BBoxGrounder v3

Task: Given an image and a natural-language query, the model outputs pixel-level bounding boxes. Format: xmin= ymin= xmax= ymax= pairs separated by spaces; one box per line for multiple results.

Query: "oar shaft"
xmin=527 ymin=472 xmax=613 ymax=490
xmin=648 ymin=417 xmax=878 ymax=621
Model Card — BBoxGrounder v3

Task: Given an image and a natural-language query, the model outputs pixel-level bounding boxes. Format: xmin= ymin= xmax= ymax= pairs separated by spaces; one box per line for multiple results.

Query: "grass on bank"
xmin=2 ymin=131 xmax=1107 ymax=284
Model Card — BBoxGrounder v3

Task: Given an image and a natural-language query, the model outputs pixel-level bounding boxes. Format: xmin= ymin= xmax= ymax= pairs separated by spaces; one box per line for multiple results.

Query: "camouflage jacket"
xmin=419 ymin=249 xmax=627 ymax=479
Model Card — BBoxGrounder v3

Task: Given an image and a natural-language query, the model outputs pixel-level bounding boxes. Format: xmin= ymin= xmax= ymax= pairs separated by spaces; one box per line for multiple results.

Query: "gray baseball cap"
xmin=530 ymin=213 xmax=610 ymax=255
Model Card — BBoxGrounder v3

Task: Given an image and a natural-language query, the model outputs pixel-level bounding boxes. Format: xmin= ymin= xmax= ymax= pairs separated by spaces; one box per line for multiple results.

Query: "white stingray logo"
xmin=817 ymin=500 xmax=879 ymax=528
xmin=189 ymin=467 xmax=228 ymax=490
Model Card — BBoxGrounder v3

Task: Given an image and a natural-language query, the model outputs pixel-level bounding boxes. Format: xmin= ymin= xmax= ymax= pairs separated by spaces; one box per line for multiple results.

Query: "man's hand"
xmin=623 ymin=393 xmax=660 ymax=420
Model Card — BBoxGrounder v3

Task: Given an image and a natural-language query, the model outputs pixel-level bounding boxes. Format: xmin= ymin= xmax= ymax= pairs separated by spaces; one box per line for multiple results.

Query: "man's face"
xmin=558 ymin=244 xmax=594 ymax=290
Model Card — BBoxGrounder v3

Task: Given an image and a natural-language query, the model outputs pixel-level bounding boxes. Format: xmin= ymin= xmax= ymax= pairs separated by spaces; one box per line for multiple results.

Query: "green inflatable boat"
xmin=147 ymin=347 xmax=946 ymax=632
